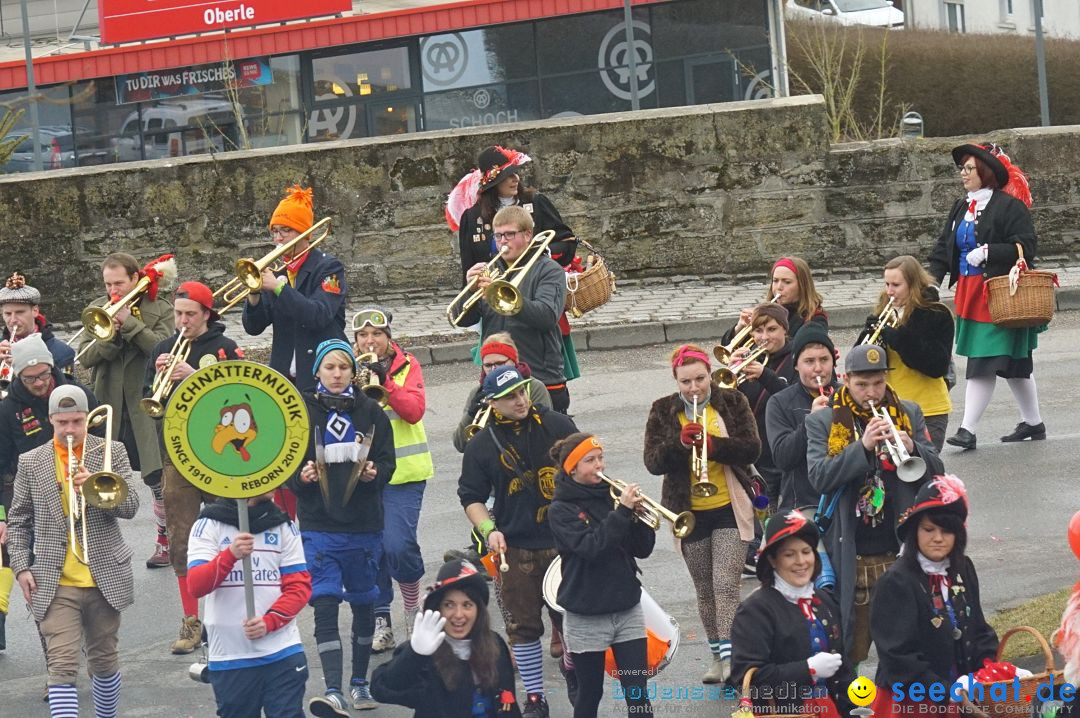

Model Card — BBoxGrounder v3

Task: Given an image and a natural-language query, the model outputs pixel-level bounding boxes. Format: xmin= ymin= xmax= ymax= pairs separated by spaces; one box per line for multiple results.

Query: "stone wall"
xmin=4 ymin=94 xmax=1080 ymax=322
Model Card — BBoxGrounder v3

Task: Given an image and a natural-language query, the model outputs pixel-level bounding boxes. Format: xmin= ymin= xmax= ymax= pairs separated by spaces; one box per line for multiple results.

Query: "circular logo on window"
xmin=472 ymin=88 xmax=492 ymax=110
xmin=163 ymin=361 xmax=309 ymax=499
xmin=421 ymin=33 xmax=469 ymax=88
xmin=597 ymin=20 xmax=655 ymax=102
xmin=744 ymin=70 xmax=774 ymax=101
xmin=310 ymin=72 xmax=357 ymax=141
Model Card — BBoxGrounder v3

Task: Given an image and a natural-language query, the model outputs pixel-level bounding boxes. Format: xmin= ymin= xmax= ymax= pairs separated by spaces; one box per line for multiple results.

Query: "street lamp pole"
xmin=1033 ymin=0 xmax=1050 ymax=126
xmin=622 ymin=0 xmax=640 ymax=111
xmin=19 ymin=0 xmax=42 ymax=171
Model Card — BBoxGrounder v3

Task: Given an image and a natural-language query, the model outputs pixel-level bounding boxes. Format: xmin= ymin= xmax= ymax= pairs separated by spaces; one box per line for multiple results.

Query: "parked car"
xmin=1 ymin=126 xmax=76 ymax=172
xmin=786 ymin=0 xmax=904 ymax=28
xmin=112 ymin=98 xmax=239 ymax=162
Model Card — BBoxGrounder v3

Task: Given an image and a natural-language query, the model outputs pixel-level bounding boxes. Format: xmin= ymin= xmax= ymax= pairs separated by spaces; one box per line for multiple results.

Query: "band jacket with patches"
xmin=241 ymin=247 xmax=347 ymax=390
xmin=143 ymin=323 xmax=242 ymax=422
xmin=7 ymin=435 xmax=140 ymax=621
xmin=642 ymin=386 xmax=761 ymax=517
xmin=457 ymin=405 xmax=577 ymax=549
xmin=549 ymin=474 xmax=655 ymax=616
xmin=871 ymin=556 xmax=998 ymax=692
xmin=731 ymin=585 xmax=856 ymax=715
xmin=78 ymin=295 xmax=174 ymax=481
xmin=457 ymin=192 xmax=577 ymax=283
xmin=0 ymin=368 xmax=100 ymax=512
xmin=927 ymin=190 xmax=1037 ymax=287
xmin=286 ymin=391 xmax=396 ymax=534
xmin=2 ymin=315 xmax=77 ymax=370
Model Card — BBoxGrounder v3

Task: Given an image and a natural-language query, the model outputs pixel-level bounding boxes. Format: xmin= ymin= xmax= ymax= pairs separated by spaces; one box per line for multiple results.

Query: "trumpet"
xmin=867 ymin=400 xmax=926 ymax=482
xmin=713 ymin=342 xmax=771 ymax=388
xmin=141 ymin=333 xmax=191 ymax=417
xmin=464 ymin=404 xmax=492 ymax=440
xmin=353 ymin=350 xmax=389 ymax=407
xmin=446 ymin=247 xmax=508 ymax=327
xmin=862 ymin=297 xmax=902 ymax=347
xmin=689 ymin=396 xmax=718 ymax=498
xmin=714 ymin=293 xmax=781 ymax=364
xmin=598 ymin=471 xmax=695 ymax=539
xmin=213 ymin=217 xmax=332 ymax=315
xmin=65 ymin=405 xmax=129 ymax=565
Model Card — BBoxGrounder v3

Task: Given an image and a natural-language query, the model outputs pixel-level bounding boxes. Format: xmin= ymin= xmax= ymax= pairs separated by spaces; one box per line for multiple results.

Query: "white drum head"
xmin=542 ymin=555 xmax=564 ymax=614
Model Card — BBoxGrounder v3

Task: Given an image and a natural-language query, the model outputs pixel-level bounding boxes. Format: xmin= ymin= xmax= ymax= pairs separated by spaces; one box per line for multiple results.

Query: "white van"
xmin=112 ymin=98 xmax=238 ymax=162
xmin=786 ymin=0 xmax=905 ymax=28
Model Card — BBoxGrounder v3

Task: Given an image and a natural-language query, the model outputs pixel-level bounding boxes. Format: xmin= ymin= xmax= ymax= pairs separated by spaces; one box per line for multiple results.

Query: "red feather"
xmin=989 ymin=146 xmax=1032 ymax=208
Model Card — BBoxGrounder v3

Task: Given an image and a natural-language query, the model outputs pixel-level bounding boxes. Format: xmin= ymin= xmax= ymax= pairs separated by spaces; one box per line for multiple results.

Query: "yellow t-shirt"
xmin=678 ymin=406 xmax=732 ymax=511
xmin=54 ymin=441 xmax=96 ymax=588
xmin=886 ymin=347 xmax=952 ymax=417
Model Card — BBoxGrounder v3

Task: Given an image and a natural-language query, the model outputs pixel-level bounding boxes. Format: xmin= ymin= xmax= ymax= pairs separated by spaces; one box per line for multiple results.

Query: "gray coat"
xmin=7 ymin=434 xmax=140 ymax=621
xmin=77 ymin=296 xmax=174 ymax=479
xmin=805 ymin=399 xmax=943 ymax=655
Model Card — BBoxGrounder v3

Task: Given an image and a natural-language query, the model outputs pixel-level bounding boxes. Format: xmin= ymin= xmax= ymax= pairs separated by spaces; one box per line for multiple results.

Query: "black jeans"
xmin=571 ymin=638 xmax=653 ymax=718
xmin=547 ymin=385 xmax=571 ymax=415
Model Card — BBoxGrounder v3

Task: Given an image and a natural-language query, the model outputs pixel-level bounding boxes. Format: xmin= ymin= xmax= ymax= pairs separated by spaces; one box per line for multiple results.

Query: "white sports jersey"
xmin=188 ymin=517 xmax=306 ymax=670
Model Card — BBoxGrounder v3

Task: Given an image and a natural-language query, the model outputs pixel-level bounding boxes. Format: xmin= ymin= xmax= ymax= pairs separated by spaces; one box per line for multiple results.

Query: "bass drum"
xmin=542 ymin=555 xmax=680 ymax=677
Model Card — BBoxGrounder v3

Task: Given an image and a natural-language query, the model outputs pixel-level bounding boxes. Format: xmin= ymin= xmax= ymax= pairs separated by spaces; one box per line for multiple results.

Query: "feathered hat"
xmin=951 ymin=142 xmax=1032 ymax=208
xmin=140 ymin=254 xmax=178 ymax=302
xmin=444 ymin=146 xmax=531 ymax=232
xmin=756 ymin=510 xmax=820 ymax=582
xmin=896 ymin=474 xmax=969 ymax=541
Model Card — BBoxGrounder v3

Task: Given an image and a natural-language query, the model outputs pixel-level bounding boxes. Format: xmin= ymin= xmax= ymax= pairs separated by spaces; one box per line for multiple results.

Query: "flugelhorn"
xmin=141 ymin=333 xmax=191 ymax=417
xmin=465 ymin=404 xmax=492 ymax=440
xmin=598 ymin=471 xmax=695 ymax=539
xmin=861 ymin=297 xmax=902 ymax=347
xmin=713 ymin=342 xmax=771 ymax=388
xmin=213 ymin=217 xmax=332 ymax=314
xmin=689 ymin=396 xmax=717 ymax=498
xmin=354 ymin=350 xmax=389 ymax=407
xmin=446 ymin=247 xmax=508 ymax=327
xmin=867 ymin=400 xmax=926 ymax=482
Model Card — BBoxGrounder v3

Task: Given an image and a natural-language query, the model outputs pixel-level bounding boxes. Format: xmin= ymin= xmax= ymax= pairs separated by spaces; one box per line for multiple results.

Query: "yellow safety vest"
xmin=384 ymin=361 xmax=434 ymax=485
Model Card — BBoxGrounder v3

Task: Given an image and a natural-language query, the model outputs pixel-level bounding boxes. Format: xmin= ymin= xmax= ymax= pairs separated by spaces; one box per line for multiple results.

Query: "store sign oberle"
xmin=99 ymin=0 xmax=351 ymax=44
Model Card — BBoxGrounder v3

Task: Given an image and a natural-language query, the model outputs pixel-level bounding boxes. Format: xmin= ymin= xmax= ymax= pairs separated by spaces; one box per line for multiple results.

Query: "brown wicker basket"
xmin=565 ymin=240 xmax=616 ymax=318
xmin=985 ymin=244 xmax=1056 ymax=328
xmin=959 ymin=626 xmax=1064 ymax=718
xmin=734 ymin=667 xmax=809 ymax=718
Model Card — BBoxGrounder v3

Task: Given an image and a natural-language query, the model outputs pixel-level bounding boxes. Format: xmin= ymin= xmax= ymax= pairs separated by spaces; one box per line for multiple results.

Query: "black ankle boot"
xmin=1000 ymin=422 xmax=1046 ymax=442
xmin=946 ymin=428 xmax=977 ymax=450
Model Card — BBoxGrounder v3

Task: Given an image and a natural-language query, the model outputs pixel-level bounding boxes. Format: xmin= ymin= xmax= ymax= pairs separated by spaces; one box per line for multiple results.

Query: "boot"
xmin=170 ymin=615 xmax=203 ymax=655
xmin=702 ymin=656 xmax=730 ymax=684
xmin=549 ymin=627 xmax=564 ymax=658
xmin=146 ymin=534 xmax=170 ymax=569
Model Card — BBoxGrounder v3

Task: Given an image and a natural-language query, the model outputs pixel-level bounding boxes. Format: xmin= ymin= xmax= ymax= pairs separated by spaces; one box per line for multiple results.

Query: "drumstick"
xmin=499 ymin=549 xmax=509 ymax=573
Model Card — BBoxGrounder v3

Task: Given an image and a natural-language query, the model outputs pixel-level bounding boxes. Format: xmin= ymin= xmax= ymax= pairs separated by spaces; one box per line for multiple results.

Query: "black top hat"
xmin=896 ymin=474 xmax=968 ymax=541
xmin=476 ymin=145 xmax=527 ymax=194
xmin=951 ymin=143 xmax=1009 ymax=188
xmin=756 ymin=510 xmax=820 ymax=582
xmin=422 ymin=558 xmax=490 ymax=613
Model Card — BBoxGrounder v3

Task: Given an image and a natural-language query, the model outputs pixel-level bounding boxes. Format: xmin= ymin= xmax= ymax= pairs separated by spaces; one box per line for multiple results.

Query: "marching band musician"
xmin=548 ymin=433 xmax=655 ymax=718
xmin=643 ymin=344 xmax=761 ymax=685
xmin=7 ymin=385 xmax=139 ymax=718
xmin=452 ymin=332 xmax=552 ymax=454
xmin=858 ymin=256 xmax=954 ymax=451
xmin=0 ymin=336 xmax=100 ymax=649
xmin=454 ymin=206 xmax=570 ymax=414
xmin=77 ymin=253 xmax=176 ymax=569
xmin=806 ymin=344 xmax=943 ymax=664
xmin=722 ymin=258 xmax=827 ymax=348
xmin=288 ymin=339 xmax=396 ymax=716
xmin=765 ymin=324 xmax=838 ymax=515
xmin=731 ymin=511 xmax=855 ymax=718
xmin=350 ymin=307 xmax=435 ymax=659
xmin=457 ymin=364 xmax=578 ymax=718
xmin=242 ymin=184 xmax=348 ymax=391
xmin=144 ymin=281 xmax=243 ymax=656
xmin=0 ymin=272 xmax=76 ymax=373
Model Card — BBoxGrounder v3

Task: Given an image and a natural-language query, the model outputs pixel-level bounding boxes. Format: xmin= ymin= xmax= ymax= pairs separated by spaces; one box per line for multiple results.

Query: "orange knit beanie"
xmin=269 ymin=184 xmax=314 ymax=233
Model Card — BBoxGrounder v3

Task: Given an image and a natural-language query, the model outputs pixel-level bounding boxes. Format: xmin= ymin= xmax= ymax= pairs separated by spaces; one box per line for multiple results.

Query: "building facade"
xmin=907 ymin=0 xmax=1080 ymax=37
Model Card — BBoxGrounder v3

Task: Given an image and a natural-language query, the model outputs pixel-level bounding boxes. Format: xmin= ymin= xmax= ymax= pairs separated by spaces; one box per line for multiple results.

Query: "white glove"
xmin=409 ymin=609 xmax=447 ymax=656
xmin=807 ymin=651 xmax=842 ymax=679
xmin=1015 ymin=668 xmax=1033 ymax=679
xmin=951 ymin=674 xmax=973 ymax=701
xmin=966 ymin=245 xmax=989 ymax=267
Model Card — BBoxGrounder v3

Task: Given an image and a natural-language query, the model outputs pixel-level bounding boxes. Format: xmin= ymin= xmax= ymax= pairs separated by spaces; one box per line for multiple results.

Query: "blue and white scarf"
xmin=317 ymin=382 xmax=362 ymax=464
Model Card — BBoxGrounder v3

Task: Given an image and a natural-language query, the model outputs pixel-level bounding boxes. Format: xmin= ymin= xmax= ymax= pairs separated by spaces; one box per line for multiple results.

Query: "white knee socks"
xmin=1006 ymin=377 xmax=1043 ymax=425
xmin=960 ymin=376 xmax=996 ymax=433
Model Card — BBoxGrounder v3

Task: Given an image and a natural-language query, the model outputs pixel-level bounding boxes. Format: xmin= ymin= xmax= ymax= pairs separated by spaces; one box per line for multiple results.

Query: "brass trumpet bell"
xmin=80 ymin=272 xmax=157 ymax=343
xmin=354 ymin=351 xmax=389 ymax=408
xmin=84 ymin=471 xmax=129 ymax=510
xmin=598 ymin=471 xmax=696 ymax=539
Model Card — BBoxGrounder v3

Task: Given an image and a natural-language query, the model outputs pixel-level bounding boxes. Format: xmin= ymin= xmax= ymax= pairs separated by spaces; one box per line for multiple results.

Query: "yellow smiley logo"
xmin=848 ymin=676 xmax=877 ymax=707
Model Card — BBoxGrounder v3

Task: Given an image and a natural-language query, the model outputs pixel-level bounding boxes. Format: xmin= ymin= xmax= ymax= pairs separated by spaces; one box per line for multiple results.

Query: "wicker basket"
xmin=985 ymin=244 xmax=1056 ymax=328
xmin=734 ymin=667 xmax=809 ymax=718
xmin=565 ymin=240 xmax=616 ymax=318
xmin=960 ymin=626 xmax=1064 ymax=718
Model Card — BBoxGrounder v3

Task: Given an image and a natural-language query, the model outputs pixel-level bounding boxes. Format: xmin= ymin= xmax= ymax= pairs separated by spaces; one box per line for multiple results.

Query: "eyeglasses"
xmin=270 ymin=226 xmax=298 ymax=237
xmin=352 ymin=309 xmax=389 ymax=331
xmin=21 ymin=369 xmax=51 ymax=386
xmin=493 ymin=230 xmax=525 ymax=241
xmin=482 ymin=359 xmax=513 ymax=371
xmin=958 ymin=164 xmax=978 ymax=175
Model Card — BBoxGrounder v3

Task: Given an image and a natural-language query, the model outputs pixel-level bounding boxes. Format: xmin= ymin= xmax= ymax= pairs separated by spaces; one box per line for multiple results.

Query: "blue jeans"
xmin=303 ymin=531 xmax=382 ymax=604
xmin=209 ymin=650 xmax=307 ymax=718
xmin=375 ymin=481 xmax=426 ymax=609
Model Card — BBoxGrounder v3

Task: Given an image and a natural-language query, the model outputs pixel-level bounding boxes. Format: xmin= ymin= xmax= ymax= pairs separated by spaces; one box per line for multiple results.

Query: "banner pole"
xmin=236 ymin=498 xmax=256 ymax=620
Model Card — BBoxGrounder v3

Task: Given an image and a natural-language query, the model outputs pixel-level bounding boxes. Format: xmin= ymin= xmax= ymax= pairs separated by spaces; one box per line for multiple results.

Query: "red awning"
xmin=0 ymin=0 xmax=663 ymax=91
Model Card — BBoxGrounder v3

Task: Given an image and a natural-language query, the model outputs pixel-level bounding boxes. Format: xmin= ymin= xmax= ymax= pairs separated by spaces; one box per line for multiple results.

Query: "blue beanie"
xmin=313 ymin=339 xmax=356 ymax=376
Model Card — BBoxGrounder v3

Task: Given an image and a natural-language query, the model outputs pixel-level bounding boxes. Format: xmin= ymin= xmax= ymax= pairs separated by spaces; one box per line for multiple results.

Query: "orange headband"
xmin=563 ymin=436 xmax=602 ymax=474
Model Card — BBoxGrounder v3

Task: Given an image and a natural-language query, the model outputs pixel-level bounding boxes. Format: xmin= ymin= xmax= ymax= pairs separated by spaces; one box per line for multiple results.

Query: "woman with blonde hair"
xmin=857 ymin=255 xmax=954 ymax=450
xmin=724 ymin=257 xmax=827 ymax=348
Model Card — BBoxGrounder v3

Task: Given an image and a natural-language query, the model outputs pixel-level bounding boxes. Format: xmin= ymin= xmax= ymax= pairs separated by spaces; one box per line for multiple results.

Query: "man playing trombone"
xmin=805 ymin=344 xmax=943 ymax=664
xmin=7 ymin=386 xmax=139 ymax=718
xmin=144 ymin=281 xmax=243 ymax=656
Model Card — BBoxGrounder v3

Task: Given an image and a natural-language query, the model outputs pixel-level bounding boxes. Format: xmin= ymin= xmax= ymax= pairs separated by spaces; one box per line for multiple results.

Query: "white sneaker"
xmin=371 ymin=615 xmax=395 ymax=654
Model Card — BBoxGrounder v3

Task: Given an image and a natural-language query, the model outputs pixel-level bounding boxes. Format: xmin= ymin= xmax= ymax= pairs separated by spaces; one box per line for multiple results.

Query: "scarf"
xmin=198 ymin=497 xmax=292 ymax=533
xmin=918 ymin=553 xmax=949 ymax=576
xmin=446 ymin=636 xmax=471 ymax=660
xmin=774 ymin=574 xmax=815 ymax=604
xmin=316 ymin=382 xmax=362 ymax=464
xmin=679 ymin=388 xmax=711 ymax=418
xmin=964 ymin=188 xmax=993 ymax=221
xmin=826 ymin=384 xmax=912 ymax=458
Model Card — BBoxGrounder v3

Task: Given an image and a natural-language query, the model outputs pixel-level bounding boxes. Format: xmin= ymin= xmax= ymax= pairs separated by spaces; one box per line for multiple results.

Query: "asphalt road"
xmin=2 ymin=318 xmax=1079 ymax=717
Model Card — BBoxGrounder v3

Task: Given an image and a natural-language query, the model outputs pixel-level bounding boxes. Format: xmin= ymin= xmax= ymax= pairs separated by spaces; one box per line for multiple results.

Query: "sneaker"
xmin=309 ymin=690 xmax=350 ymax=717
xmin=522 ymin=693 xmax=550 ymax=717
xmin=146 ymin=540 xmax=170 ymax=569
xmin=1000 ymin=421 xmax=1046 ymax=443
xmin=170 ymin=615 xmax=203 ymax=655
xmin=371 ymin=615 xmax=395 ymax=654
xmin=702 ymin=656 xmax=730 ymax=684
xmin=350 ymin=680 xmax=378 ymax=711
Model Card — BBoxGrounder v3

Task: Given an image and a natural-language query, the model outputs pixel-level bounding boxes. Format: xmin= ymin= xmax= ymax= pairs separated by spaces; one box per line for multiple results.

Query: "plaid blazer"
xmin=7 ymin=434 xmax=140 ymax=621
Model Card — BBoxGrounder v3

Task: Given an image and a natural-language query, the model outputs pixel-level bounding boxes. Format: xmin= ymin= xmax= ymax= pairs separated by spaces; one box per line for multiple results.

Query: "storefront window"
xmin=419 ymin=24 xmax=535 ymax=92
xmin=424 ymin=81 xmax=540 ymax=131
xmin=540 ymin=70 xmax=656 ymax=119
xmin=369 ymin=101 xmax=417 ymax=136
xmin=312 ymin=46 xmax=412 ymax=99
xmin=307 ymin=100 xmax=368 ymax=142
xmin=70 ymin=80 xmax=130 ymax=166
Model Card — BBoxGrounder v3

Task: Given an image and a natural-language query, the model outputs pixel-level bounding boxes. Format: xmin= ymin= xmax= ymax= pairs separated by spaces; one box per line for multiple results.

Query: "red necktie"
xmin=797 ymin=598 xmax=815 ymax=621
xmin=929 ymin=574 xmax=949 ymax=596
xmin=968 ymin=199 xmax=978 ymax=217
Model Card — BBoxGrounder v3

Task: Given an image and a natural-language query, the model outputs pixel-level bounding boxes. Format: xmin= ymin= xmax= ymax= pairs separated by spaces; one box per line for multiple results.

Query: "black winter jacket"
xmin=856 ymin=302 xmax=954 ymax=380
xmin=144 ymin=323 xmax=242 ymax=416
xmin=928 ymin=190 xmax=1037 ymax=286
xmin=371 ymin=637 xmax=522 ymax=718
xmin=457 ymin=192 xmax=576 ymax=282
xmin=548 ymin=474 xmax=655 ymax=615
xmin=286 ymin=391 xmax=396 ymax=533
xmin=738 ymin=341 xmax=796 ymax=474
xmin=764 ymin=379 xmax=838 ymax=515
xmin=457 ymin=406 xmax=578 ymax=549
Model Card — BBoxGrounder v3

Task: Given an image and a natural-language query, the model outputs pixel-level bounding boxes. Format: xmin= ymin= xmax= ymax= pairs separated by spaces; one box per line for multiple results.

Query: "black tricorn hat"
xmin=896 ymin=474 xmax=968 ymax=542
xmin=756 ymin=510 xmax=820 ymax=582
xmin=951 ymin=143 xmax=1009 ymax=188
xmin=476 ymin=145 xmax=528 ymax=193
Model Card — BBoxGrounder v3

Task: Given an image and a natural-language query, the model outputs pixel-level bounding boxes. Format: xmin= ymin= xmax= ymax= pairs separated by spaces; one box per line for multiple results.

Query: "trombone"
xmin=713 ymin=342 xmax=771 ymax=388
xmin=446 ymin=247 xmax=508 ymax=327
xmin=861 ymin=297 xmax=902 ymax=347
xmin=598 ymin=471 xmax=695 ymax=539
xmin=867 ymin=400 xmax=926 ymax=482
xmin=464 ymin=404 xmax=492 ymax=440
xmin=689 ymin=396 xmax=718 ymax=498
xmin=66 ymin=405 xmax=129 ymax=565
xmin=713 ymin=294 xmax=780 ymax=364
xmin=65 ymin=434 xmax=89 ymax=565
xmin=141 ymin=334 xmax=191 ymax=417
xmin=213 ymin=217 xmax=332 ymax=315
xmin=353 ymin=350 xmax=389 ymax=407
